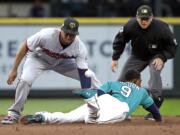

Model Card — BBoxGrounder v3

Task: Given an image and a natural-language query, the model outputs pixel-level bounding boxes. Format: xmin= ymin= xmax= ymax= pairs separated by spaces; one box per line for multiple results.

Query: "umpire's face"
xmin=136 ymin=16 xmax=153 ymax=29
xmin=60 ymin=30 xmax=76 ymax=46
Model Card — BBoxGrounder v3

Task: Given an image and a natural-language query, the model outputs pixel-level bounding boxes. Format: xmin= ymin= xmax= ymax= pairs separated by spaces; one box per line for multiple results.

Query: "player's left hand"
xmin=152 ymin=58 xmax=164 ymax=70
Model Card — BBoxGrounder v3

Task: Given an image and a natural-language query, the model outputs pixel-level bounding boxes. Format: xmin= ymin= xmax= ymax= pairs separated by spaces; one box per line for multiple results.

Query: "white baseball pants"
xmin=38 ymin=94 xmax=129 ymax=124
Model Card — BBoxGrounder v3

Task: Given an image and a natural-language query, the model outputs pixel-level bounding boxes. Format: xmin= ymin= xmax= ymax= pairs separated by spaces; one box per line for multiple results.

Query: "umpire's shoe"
xmin=20 ymin=114 xmax=45 ymax=124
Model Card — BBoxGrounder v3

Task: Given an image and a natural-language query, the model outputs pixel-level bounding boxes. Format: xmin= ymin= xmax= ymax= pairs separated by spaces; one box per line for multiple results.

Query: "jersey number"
xmin=121 ymin=86 xmax=132 ymax=97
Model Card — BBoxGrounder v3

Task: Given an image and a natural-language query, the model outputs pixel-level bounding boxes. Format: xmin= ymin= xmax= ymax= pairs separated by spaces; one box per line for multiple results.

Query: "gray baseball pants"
xmin=118 ymin=55 xmax=163 ymax=99
xmin=8 ymin=54 xmax=101 ymax=118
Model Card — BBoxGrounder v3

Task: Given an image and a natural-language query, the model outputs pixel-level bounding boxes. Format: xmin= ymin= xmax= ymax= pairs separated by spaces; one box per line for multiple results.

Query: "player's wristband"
xmin=146 ymin=103 xmax=162 ymax=122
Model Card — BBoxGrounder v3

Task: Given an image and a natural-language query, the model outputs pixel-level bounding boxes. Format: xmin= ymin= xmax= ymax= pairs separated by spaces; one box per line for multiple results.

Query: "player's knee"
xmin=20 ymin=76 xmax=35 ymax=85
xmin=18 ymin=79 xmax=33 ymax=86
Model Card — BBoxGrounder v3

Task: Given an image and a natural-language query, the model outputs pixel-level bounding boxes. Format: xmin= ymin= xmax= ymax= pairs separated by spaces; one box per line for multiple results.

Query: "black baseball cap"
xmin=136 ymin=5 xmax=153 ymax=18
xmin=61 ymin=17 xmax=79 ymax=35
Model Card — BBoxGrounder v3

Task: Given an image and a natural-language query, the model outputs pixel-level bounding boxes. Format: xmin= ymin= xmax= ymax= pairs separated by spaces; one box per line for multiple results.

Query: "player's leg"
xmin=79 ymin=90 xmax=129 ymax=124
xmin=84 ymin=94 xmax=100 ymax=123
xmin=118 ymin=55 xmax=148 ymax=81
xmin=20 ymin=104 xmax=87 ymax=124
xmin=2 ymin=56 xmax=48 ymax=124
xmin=74 ymin=89 xmax=100 ymax=123
xmin=148 ymin=61 xmax=163 ymax=107
xmin=96 ymin=94 xmax=129 ymax=124
xmin=53 ymin=59 xmax=101 ymax=88
xmin=145 ymin=60 xmax=164 ymax=120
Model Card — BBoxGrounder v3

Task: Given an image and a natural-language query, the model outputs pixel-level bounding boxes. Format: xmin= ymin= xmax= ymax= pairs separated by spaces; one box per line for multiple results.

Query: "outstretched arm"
xmin=145 ymin=103 xmax=162 ymax=122
xmin=78 ymin=68 xmax=91 ymax=89
xmin=7 ymin=41 xmax=28 ymax=85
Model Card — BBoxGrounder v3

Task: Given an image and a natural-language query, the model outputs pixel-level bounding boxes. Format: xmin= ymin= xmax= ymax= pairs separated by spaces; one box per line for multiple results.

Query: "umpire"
xmin=111 ymin=5 xmax=177 ymax=120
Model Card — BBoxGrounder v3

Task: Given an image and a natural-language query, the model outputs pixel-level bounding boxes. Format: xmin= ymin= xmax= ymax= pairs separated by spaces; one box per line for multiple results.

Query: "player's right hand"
xmin=7 ymin=70 xmax=17 ymax=85
xmin=111 ymin=60 xmax=118 ymax=72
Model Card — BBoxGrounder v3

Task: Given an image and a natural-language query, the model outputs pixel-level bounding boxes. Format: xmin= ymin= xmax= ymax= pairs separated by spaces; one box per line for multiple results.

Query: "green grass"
xmin=0 ymin=98 xmax=84 ymax=115
xmin=133 ymin=98 xmax=180 ymax=116
xmin=0 ymin=98 xmax=180 ymax=116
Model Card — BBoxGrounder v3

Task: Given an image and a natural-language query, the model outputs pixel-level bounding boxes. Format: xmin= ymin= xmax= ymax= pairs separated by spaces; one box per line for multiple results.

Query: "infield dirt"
xmin=0 ymin=116 xmax=180 ymax=135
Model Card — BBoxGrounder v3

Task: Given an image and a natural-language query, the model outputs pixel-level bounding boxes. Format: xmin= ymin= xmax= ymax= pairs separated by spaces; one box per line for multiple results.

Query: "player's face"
xmin=60 ymin=31 xmax=76 ymax=46
xmin=137 ymin=16 xmax=153 ymax=29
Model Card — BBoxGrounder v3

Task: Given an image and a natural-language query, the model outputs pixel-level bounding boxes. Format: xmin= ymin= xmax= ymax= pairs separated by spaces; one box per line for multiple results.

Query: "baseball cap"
xmin=136 ymin=5 xmax=153 ymax=18
xmin=61 ymin=17 xmax=79 ymax=35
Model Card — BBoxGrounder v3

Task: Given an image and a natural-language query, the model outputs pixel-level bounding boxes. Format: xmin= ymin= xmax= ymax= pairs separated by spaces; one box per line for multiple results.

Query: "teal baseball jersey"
xmin=99 ymin=81 xmax=154 ymax=114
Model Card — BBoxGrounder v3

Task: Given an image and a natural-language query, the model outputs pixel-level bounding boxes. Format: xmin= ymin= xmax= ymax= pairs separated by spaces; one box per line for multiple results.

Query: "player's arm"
xmin=145 ymin=103 xmax=162 ymax=122
xmin=74 ymin=82 xmax=112 ymax=99
xmin=152 ymin=27 xmax=177 ymax=70
xmin=112 ymin=21 xmax=131 ymax=72
xmin=78 ymin=68 xmax=91 ymax=88
xmin=13 ymin=41 xmax=29 ymax=66
xmin=7 ymin=41 xmax=28 ymax=85
xmin=7 ymin=30 xmax=42 ymax=85
xmin=111 ymin=31 xmax=127 ymax=72
xmin=98 ymin=81 xmax=113 ymax=94
xmin=112 ymin=30 xmax=127 ymax=61
xmin=141 ymin=89 xmax=162 ymax=122
xmin=112 ymin=20 xmax=132 ymax=61
xmin=154 ymin=26 xmax=177 ymax=62
xmin=162 ymin=28 xmax=177 ymax=60
xmin=76 ymin=42 xmax=92 ymax=89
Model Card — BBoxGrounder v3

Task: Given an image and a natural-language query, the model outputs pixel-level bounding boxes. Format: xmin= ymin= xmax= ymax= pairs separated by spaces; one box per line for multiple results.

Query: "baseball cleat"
xmin=20 ymin=114 xmax=44 ymax=124
xmin=1 ymin=115 xmax=18 ymax=124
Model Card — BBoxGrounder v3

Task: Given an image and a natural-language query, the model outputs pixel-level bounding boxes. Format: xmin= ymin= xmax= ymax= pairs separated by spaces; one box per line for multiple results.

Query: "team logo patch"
xmin=69 ymin=23 xmax=76 ymax=29
xmin=141 ymin=9 xmax=148 ymax=13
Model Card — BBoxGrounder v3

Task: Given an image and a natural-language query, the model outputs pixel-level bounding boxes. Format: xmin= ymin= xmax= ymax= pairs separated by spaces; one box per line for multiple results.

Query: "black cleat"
xmin=20 ymin=114 xmax=44 ymax=124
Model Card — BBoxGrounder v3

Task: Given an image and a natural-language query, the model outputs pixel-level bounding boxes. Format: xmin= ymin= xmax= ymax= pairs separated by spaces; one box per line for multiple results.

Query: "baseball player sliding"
xmin=1 ymin=17 xmax=102 ymax=124
xmin=20 ymin=70 xmax=162 ymax=124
